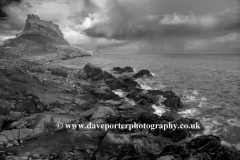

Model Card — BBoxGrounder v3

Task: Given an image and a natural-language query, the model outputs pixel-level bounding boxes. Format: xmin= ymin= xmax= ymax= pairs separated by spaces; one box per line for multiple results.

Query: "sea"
xmin=54 ymin=54 xmax=240 ymax=149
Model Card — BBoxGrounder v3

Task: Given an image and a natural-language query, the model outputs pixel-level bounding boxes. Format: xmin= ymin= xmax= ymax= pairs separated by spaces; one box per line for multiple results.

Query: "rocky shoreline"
xmin=0 ymin=57 xmax=240 ymax=160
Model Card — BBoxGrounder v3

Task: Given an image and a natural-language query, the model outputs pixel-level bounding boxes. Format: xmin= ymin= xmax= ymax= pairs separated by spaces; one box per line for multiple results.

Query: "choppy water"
xmin=55 ymin=54 xmax=240 ymax=148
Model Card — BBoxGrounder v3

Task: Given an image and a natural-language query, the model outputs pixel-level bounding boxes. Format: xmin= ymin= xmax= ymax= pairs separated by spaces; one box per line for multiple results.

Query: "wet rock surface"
xmin=0 ymin=61 xmax=239 ymax=160
xmin=112 ymin=66 xmax=134 ymax=74
xmin=133 ymin=69 xmax=153 ymax=79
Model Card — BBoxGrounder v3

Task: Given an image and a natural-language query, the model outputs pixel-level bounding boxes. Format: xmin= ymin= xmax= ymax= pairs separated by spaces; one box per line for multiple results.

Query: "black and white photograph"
xmin=0 ymin=0 xmax=240 ymax=159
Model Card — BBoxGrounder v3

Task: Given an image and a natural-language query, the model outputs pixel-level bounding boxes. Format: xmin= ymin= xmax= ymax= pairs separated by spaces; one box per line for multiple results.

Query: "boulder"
xmin=90 ymin=105 xmax=117 ymax=120
xmin=92 ymin=71 xmax=116 ymax=82
xmin=51 ymin=68 xmax=68 ymax=78
xmin=108 ymin=75 xmax=141 ymax=92
xmin=84 ymin=80 xmax=121 ymax=101
xmin=83 ymin=63 xmax=103 ymax=79
xmin=162 ymin=91 xmax=177 ymax=98
xmin=133 ymin=69 xmax=153 ymax=79
xmin=125 ymin=66 xmax=134 ymax=72
xmin=87 ymin=86 xmax=121 ymax=101
xmin=186 ymin=135 xmax=221 ymax=153
xmin=163 ymin=95 xmax=183 ymax=110
xmin=75 ymin=69 xmax=88 ymax=79
xmin=161 ymin=111 xmax=181 ymax=122
xmin=126 ymin=89 xmax=158 ymax=105
xmin=112 ymin=66 xmax=134 ymax=74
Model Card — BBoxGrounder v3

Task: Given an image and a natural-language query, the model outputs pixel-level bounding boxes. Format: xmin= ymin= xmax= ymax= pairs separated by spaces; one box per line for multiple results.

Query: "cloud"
xmin=145 ymin=15 xmax=159 ymax=22
xmin=184 ymin=32 xmax=240 ymax=54
xmin=159 ymin=12 xmax=218 ymax=29
xmin=82 ymin=0 xmax=240 ymax=40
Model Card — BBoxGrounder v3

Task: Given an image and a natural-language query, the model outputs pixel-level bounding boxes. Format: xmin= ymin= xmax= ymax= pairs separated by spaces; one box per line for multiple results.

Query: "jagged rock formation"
xmin=16 ymin=14 xmax=69 ymax=45
xmin=0 ymin=14 xmax=92 ymax=58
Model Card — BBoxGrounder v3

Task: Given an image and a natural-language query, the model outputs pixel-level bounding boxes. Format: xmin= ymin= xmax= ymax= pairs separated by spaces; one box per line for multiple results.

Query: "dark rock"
xmin=147 ymin=90 xmax=164 ymax=96
xmin=159 ymin=116 xmax=203 ymax=142
xmin=98 ymin=142 xmax=139 ymax=160
xmin=125 ymin=66 xmax=134 ymax=72
xmin=51 ymin=68 xmax=68 ymax=78
xmin=163 ymin=94 xmax=183 ymax=110
xmin=159 ymin=145 xmax=189 ymax=159
xmin=28 ymin=66 xmax=45 ymax=73
xmin=186 ymin=135 xmax=221 ymax=153
xmin=127 ymin=89 xmax=158 ymax=105
xmin=133 ymin=69 xmax=153 ymax=79
xmin=112 ymin=66 xmax=134 ymax=74
xmin=191 ymin=152 xmax=212 ymax=160
xmin=161 ymin=111 xmax=181 ymax=122
xmin=126 ymin=88 xmax=144 ymax=99
xmin=89 ymin=87 xmax=121 ymax=101
xmin=75 ymin=69 xmax=88 ymax=79
xmin=83 ymin=63 xmax=103 ymax=79
xmin=138 ymin=112 xmax=163 ymax=136
xmin=213 ymin=145 xmax=240 ymax=160
xmin=92 ymin=71 xmax=116 ymax=82
xmin=106 ymin=116 xmax=120 ymax=123
xmin=108 ymin=75 xmax=141 ymax=92
xmin=138 ymin=112 xmax=163 ymax=124
xmin=162 ymin=91 xmax=177 ymax=98
xmin=112 ymin=67 xmax=122 ymax=72
xmin=161 ymin=128 xmax=191 ymax=142
xmin=84 ymin=80 xmax=121 ymax=101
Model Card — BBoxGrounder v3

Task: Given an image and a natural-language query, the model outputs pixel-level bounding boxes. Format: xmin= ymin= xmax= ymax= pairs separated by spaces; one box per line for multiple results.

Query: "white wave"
xmin=181 ymin=95 xmax=198 ymax=103
xmin=198 ymin=97 xmax=207 ymax=108
xmin=113 ymin=89 xmax=127 ymax=98
xmin=151 ymin=104 xmax=168 ymax=116
xmin=221 ymin=141 xmax=233 ymax=148
xmin=201 ymin=117 xmax=222 ymax=135
xmin=133 ymin=68 xmax=136 ymax=72
xmin=178 ymin=108 xmax=200 ymax=117
xmin=124 ymin=98 xmax=136 ymax=106
xmin=150 ymin=72 xmax=155 ymax=76
xmin=140 ymin=83 xmax=153 ymax=90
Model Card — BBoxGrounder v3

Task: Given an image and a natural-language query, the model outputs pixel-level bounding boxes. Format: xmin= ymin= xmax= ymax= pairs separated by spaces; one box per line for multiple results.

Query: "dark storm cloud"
xmin=67 ymin=0 xmax=100 ymax=25
xmin=0 ymin=0 xmax=22 ymax=19
xmin=83 ymin=3 xmax=240 ymax=41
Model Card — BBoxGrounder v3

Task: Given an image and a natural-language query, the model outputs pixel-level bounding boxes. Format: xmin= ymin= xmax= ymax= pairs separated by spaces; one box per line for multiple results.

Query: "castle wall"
xmin=26 ymin=19 xmax=63 ymax=37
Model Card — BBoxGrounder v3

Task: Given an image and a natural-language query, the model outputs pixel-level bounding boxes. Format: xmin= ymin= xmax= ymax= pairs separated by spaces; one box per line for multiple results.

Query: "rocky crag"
xmin=16 ymin=14 xmax=68 ymax=45
xmin=0 ymin=14 xmax=92 ymax=59
xmin=0 ymin=58 xmax=240 ymax=159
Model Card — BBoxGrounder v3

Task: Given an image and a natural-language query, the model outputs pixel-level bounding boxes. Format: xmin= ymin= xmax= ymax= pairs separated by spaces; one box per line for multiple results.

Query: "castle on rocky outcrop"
xmin=16 ymin=14 xmax=69 ymax=45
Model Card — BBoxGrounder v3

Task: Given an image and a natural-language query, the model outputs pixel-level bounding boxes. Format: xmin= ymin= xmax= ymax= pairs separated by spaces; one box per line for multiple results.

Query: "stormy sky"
xmin=1 ymin=0 xmax=240 ymax=54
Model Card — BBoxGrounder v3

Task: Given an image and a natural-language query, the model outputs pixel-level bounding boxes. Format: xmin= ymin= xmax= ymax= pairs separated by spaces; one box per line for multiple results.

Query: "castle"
xmin=16 ymin=14 xmax=69 ymax=45
xmin=25 ymin=14 xmax=63 ymax=37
